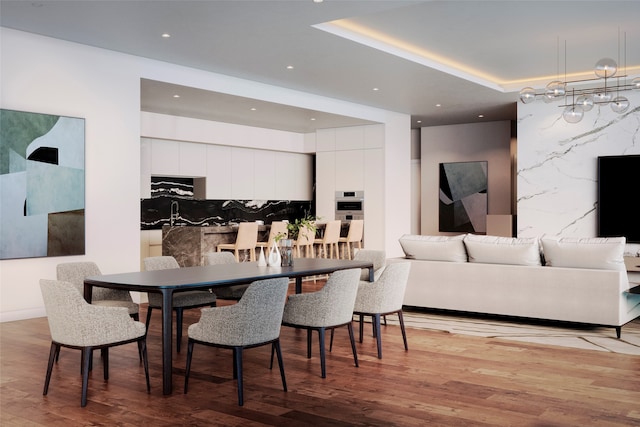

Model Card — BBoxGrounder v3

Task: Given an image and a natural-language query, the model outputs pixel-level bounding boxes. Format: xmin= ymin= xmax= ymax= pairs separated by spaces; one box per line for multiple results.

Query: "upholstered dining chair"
xmin=338 ymin=220 xmax=364 ymax=259
xmin=143 ymin=256 xmax=217 ymax=353
xmin=293 ymin=224 xmax=316 ymax=258
xmin=57 ymin=261 xmax=139 ymax=320
xmin=352 ymin=262 xmax=411 ymax=359
xmin=353 ymin=249 xmax=387 ymax=281
xmin=280 ymin=268 xmax=361 ymax=378
xmin=203 ymin=251 xmax=248 ymax=300
xmin=216 ymin=221 xmax=259 ymax=262
xmin=40 ymin=279 xmax=150 ymax=407
xmin=184 ymin=277 xmax=290 ymax=406
xmin=313 ymin=220 xmax=341 ymax=259
xmin=255 ymin=221 xmax=288 ymax=256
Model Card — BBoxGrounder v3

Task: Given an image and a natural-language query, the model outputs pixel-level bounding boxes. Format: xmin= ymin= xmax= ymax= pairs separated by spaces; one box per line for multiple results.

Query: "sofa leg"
xmin=615 ymin=326 xmax=621 ymax=339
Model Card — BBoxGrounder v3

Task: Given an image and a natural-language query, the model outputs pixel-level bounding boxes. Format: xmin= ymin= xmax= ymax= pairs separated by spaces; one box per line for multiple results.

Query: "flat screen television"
xmin=597 ymin=154 xmax=640 ymax=243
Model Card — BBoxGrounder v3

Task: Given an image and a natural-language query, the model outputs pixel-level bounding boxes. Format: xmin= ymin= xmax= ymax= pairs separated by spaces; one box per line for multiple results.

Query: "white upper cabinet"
xmin=151 ymin=139 xmax=180 ymax=175
xmin=205 ymin=145 xmax=232 ymax=199
xmin=179 ymin=142 xmax=207 ymax=176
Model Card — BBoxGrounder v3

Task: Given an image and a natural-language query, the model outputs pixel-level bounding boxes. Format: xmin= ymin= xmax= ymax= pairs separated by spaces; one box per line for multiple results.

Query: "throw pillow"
xmin=398 ymin=234 xmax=467 ymax=262
xmin=540 ymin=236 xmax=626 ymax=271
xmin=463 ymin=234 xmax=542 ymax=266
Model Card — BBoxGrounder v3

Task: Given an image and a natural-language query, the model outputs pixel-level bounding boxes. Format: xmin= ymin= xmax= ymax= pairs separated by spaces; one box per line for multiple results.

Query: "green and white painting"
xmin=1 ymin=109 xmax=85 ymax=259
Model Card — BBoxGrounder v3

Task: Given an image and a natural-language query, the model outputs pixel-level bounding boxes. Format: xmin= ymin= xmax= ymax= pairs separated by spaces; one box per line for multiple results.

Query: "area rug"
xmin=383 ymin=309 xmax=640 ymax=355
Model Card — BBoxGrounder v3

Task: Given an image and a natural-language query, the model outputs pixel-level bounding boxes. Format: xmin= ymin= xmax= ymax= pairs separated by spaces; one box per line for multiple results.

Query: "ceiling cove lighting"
xmin=519 ymin=32 xmax=639 ymax=123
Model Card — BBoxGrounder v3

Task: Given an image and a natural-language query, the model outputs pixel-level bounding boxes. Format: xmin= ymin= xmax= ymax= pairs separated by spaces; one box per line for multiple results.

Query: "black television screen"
xmin=597 ymin=154 xmax=640 ymax=243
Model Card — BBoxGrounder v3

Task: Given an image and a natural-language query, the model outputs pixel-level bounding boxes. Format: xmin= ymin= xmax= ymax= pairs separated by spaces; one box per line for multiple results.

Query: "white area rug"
xmin=383 ymin=310 xmax=640 ymax=355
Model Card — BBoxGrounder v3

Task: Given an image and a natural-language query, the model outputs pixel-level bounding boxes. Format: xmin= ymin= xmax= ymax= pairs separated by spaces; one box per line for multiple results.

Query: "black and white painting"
xmin=439 ymin=161 xmax=487 ymax=233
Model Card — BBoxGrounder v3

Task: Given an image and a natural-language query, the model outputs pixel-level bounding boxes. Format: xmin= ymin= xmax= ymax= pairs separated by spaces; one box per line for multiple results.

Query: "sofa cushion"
xmin=463 ymin=234 xmax=542 ymax=266
xmin=541 ymin=236 xmax=626 ymax=271
xmin=398 ymin=234 xmax=467 ymax=262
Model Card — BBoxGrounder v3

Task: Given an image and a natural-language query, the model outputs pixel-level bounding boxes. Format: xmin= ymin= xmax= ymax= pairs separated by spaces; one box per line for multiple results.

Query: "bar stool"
xmin=338 ymin=219 xmax=364 ymax=259
xmin=293 ymin=224 xmax=316 ymax=258
xmin=216 ymin=222 xmax=259 ymax=262
xmin=256 ymin=221 xmax=288 ymax=257
xmin=314 ymin=220 xmax=341 ymax=259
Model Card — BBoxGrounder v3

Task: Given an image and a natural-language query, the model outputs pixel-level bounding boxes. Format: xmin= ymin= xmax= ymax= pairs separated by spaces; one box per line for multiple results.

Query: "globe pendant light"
xmin=576 ymin=95 xmax=594 ymax=111
xmin=563 ymin=105 xmax=584 ymax=123
xmin=611 ymin=96 xmax=630 ymax=113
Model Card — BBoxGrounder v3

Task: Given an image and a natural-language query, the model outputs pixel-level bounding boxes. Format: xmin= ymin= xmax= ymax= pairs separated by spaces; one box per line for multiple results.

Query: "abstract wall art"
xmin=439 ymin=161 xmax=487 ymax=233
xmin=1 ymin=109 xmax=85 ymax=259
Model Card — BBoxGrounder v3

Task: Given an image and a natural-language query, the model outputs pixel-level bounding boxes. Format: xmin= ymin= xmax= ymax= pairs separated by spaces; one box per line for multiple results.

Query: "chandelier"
xmin=519 ymin=35 xmax=640 ymax=123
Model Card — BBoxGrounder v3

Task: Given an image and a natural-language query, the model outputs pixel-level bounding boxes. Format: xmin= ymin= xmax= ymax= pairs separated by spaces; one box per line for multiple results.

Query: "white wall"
xmin=0 ymin=28 xmax=411 ymax=321
xmin=420 ymin=121 xmax=512 ymax=235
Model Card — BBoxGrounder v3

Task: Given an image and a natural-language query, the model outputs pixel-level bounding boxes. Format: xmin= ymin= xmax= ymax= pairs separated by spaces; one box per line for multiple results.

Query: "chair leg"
xmin=138 ymin=340 xmax=151 ymax=392
xmin=184 ymin=340 xmax=195 ymax=394
xmin=306 ymin=329 xmax=312 ymax=359
xmin=397 ymin=310 xmax=409 ymax=351
xmin=358 ymin=314 xmax=364 ymax=343
xmin=145 ymin=306 xmax=153 ymax=329
xmin=131 ymin=313 xmax=139 ymax=321
xmin=318 ymin=328 xmax=326 ymax=378
xmin=346 ymin=323 xmax=359 ymax=368
xmin=329 ymin=328 xmax=334 ymax=352
xmin=273 ymin=340 xmax=287 ymax=392
xmin=234 ymin=346 xmax=244 ymax=406
xmin=101 ymin=348 xmax=109 ymax=380
xmin=372 ymin=314 xmax=383 ymax=359
xmin=81 ymin=347 xmax=92 ymax=407
xmin=176 ymin=308 xmax=184 ymax=353
xmin=43 ymin=342 xmax=59 ymax=395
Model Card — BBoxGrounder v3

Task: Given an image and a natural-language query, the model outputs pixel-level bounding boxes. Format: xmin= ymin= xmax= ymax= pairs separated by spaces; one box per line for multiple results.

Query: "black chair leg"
xmin=145 ymin=307 xmax=153 ymax=329
xmin=329 ymin=328 xmax=335 ymax=352
xmin=373 ymin=313 xmax=382 ymax=359
xmin=101 ymin=348 xmax=109 ymax=380
xmin=138 ymin=340 xmax=151 ymax=392
xmin=347 ymin=323 xmax=359 ymax=368
xmin=273 ymin=340 xmax=287 ymax=392
xmin=43 ymin=342 xmax=58 ymax=395
xmin=397 ymin=310 xmax=408 ymax=351
xmin=184 ymin=340 xmax=195 ymax=393
xmin=318 ymin=328 xmax=326 ymax=378
xmin=176 ymin=308 xmax=184 ymax=353
xmin=132 ymin=313 xmax=140 ymax=321
xmin=306 ymin=329 xmax=312 ymax=359
xmin=81 ymin=347 xmax=92 ymax=407
xmin=358 ymin=314 xmax=364 ymax=343
xmin=234 ymin=346 xmax=244 ymax=406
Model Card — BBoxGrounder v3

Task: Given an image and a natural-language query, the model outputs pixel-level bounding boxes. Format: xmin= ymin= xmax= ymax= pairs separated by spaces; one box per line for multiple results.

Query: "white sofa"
xmin=391 ymin=234 xmax=640 ymax=337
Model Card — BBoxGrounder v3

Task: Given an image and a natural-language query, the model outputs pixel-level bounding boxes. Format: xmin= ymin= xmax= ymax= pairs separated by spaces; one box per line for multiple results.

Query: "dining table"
xmin=84 ymin=257 xmax=374 ymax=394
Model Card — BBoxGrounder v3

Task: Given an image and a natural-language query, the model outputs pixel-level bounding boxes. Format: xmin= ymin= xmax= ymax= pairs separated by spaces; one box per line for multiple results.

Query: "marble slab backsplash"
xmin=140 ymin=198 xmax=314 ymax=230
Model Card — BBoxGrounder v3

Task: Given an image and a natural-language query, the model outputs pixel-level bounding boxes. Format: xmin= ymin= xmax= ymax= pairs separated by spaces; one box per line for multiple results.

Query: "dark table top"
xmin=85 ymin=258 xmax=373 ymax=292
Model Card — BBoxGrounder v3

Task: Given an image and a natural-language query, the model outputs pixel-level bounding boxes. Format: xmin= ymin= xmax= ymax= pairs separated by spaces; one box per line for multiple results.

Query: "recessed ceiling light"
xmin=173 ymin=94 xmax=180 ymax=98
xmin=161 ymin=33 xmax=171 ymax=38
xmin=313 ymin=0 xmax=324 ymax=3
xmin=286 ymin=65 xmax=294 ymax=70
xmin=435 ymin=104 xmax=441 ymax=107
xmin=478 ymin=114 xmax=484 ymax=118
xmin=417 ymin=120 xmax=422 ymax=123
xmin=310 ymin=118 xmax=316 ymax=121
xmin=373 ymin=87 xmax=379 ymax=91
xmin=250 ymin=107 xmax=257 ymax=111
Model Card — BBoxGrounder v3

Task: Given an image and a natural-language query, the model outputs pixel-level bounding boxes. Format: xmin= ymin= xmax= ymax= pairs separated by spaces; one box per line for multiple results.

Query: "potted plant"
xmin=275 ymin=215 xmax=317 ymax=266
xmin=285 ymin=214 xmax=317 ymax=241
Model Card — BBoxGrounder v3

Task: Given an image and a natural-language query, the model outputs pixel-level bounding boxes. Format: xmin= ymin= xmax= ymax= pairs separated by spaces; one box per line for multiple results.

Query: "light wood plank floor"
xmin=2 ymin=283 xmax=639 ymax=426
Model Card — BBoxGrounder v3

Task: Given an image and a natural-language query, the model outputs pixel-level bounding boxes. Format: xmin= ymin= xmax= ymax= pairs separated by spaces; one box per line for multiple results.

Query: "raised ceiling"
xmin=1 ymin=1 xmax=639 ymax=132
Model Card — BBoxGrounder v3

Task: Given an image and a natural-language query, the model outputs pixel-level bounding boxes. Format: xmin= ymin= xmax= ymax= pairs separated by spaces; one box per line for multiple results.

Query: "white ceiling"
xmin=1 ymin=1 xmax=639 ymax=132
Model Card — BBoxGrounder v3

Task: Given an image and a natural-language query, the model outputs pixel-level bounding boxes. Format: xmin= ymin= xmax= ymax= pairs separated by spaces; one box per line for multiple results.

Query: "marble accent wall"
xmin=517 ymin=90 xmax=640 ymax=250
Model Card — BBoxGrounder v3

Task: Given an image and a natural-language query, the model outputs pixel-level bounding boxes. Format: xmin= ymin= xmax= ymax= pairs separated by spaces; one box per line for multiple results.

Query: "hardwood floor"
xmin=2 ymin=282 xmax=639 ymax=426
